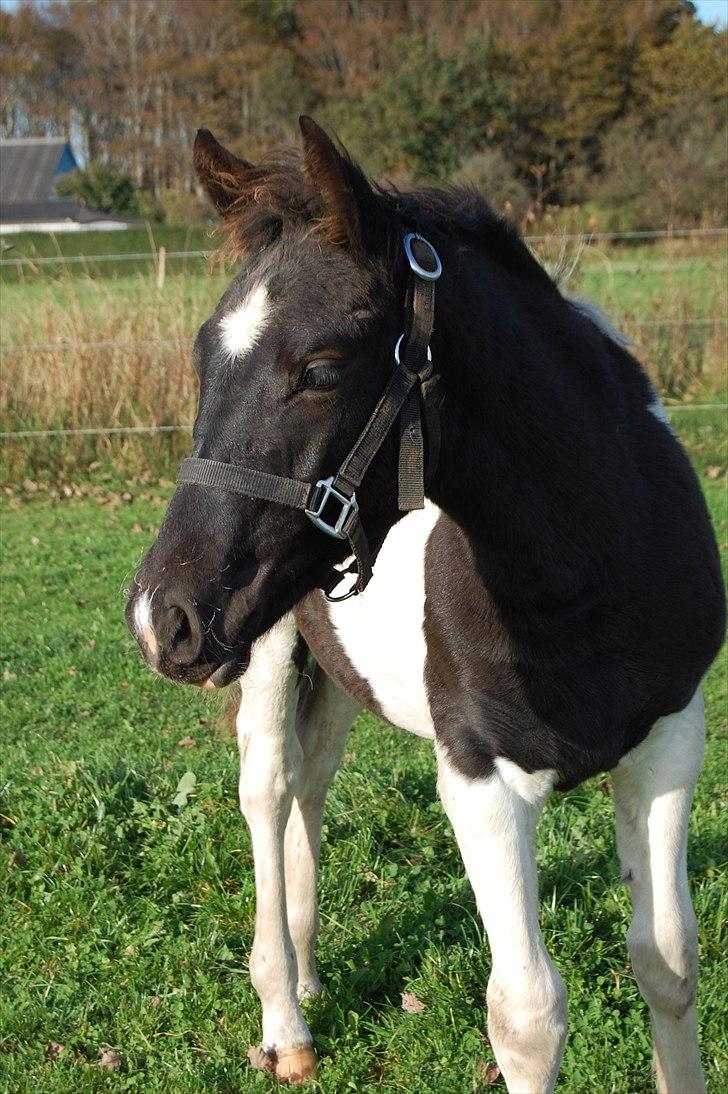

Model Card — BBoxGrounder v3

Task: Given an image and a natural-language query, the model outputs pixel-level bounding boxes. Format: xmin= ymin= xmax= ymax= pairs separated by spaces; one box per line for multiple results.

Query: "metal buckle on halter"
xmin=403 ymin=232 xmax=442 ymax=281
xmin=394 ymin=333 xmax=432 ymax=368
xmin=305 ymin=476 xmax=358 ymax=539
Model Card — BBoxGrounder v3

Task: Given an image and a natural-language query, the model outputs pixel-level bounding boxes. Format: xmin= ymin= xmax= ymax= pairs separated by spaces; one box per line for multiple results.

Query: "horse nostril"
xmin=157 ymin=595 xmax=204 ymax=666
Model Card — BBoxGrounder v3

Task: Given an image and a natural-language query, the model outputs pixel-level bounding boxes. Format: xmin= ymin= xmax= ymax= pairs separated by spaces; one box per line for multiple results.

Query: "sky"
xmin=0 ymin=0 xmax=726 ymax=24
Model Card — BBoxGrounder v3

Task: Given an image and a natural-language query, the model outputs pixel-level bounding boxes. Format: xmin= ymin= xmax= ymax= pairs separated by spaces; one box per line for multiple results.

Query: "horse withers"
xmin=126 ymin=117 xmax=724 ymax=1091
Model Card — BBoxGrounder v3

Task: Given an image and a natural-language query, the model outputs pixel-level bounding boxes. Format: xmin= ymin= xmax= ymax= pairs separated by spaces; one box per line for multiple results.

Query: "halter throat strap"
xmin=177 ymin=232 xmax=442 ymax=601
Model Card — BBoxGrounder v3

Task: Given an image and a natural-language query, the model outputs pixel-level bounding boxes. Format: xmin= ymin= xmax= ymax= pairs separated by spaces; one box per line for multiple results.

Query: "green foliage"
xmin=453 ymin=148 xmax=531 ymax=221
xmin=3 ymin=0 xmax=725 ymax=227
xmin=0 ymin=416 xmax=725 ymax=1091
xmin=55 ymin=161 xmax=142 ymax=217
xmin=597 ymin=100 xmax=727 ymax=231
xmin=326 ymin=34 xmax=511 ymax=181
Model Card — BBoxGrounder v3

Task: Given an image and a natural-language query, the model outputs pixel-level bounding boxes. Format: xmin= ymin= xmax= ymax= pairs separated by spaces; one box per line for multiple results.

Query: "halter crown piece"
xmin=178 ymin=232 xmax=443 ymax=602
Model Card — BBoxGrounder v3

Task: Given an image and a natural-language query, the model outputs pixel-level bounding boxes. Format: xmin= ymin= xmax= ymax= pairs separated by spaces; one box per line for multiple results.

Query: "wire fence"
xmin=1 ymin=225 xmax=727 ymax=268
xmin=2 ymin=404 xmax=725 ymax=441
xmin=2 ymin=225 xmax=724 ymax=447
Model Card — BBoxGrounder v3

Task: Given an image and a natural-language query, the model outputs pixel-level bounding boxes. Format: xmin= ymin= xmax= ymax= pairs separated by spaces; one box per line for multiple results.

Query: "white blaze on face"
xmin=133 ymin=589 xmax=158 ymax=658
xmin=220 ymin=283 xmax=270 ymax=362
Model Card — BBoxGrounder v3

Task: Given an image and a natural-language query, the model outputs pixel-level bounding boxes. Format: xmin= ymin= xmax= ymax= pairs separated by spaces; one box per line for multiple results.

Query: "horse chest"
xmin=296 ymin=503 xmax=444 ymax=739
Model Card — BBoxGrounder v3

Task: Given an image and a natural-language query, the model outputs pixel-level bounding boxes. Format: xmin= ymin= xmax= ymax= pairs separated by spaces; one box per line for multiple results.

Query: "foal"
xmin=127 ymin=118 xmax=724 ymax=1091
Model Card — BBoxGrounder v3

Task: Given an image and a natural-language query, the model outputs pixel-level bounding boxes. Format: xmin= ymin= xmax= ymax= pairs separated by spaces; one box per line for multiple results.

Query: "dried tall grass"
xmin=1 ymin=266 xmax=226 ymax=479
xmin=1 ymin=238 xmax=725 ymax=482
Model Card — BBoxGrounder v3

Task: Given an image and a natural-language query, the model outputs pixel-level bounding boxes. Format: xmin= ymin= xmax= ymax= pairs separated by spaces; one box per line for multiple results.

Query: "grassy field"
xmin=0 ymin=227 xmax=212 ymax=284
xmin=0 ymin=414 xmax=726 ymax=1093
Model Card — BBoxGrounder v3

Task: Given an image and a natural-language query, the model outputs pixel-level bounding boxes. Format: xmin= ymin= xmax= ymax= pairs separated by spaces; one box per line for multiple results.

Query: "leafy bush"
xmin=453 ymin=148 xmax=531 ymax=222
xmin=596 ymin=99 xmax=727 ymax=230
xmin=55 ymin=160 xmax=142 ymax=217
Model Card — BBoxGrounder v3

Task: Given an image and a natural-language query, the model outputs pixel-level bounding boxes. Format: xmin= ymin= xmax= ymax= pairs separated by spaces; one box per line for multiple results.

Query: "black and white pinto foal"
xmin=126 ymin=119 xmax=724 ymax=1090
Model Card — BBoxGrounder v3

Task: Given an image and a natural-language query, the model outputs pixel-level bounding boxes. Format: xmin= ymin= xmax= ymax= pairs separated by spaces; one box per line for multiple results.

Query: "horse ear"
xmin=193 ymin=129 xmax=255 ymax=216
xmin=299 ymin=115 xmax=382 ymax=253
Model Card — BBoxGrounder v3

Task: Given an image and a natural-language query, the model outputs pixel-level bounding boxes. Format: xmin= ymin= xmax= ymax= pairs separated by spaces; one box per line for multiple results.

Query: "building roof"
xmin=0 ymin=199 xmax=131 ymax=226
xmin=0 ymin=138 xmax=76 ymax=204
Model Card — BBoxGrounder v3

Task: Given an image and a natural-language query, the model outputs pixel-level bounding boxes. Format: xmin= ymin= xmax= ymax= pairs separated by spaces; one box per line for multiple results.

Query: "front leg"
xmin=237 ymin=614 xmax=316 ymax=1083
xmin=285 ymin=667 xmax=359 ymax=998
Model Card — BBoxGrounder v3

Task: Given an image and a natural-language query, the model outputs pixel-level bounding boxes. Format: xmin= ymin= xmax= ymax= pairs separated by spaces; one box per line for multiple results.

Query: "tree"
xmin=326 ymin=33 xmax=510 ymax=181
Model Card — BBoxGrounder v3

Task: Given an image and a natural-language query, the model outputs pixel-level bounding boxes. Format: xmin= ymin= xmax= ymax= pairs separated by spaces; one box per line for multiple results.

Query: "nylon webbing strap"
xmin=178 ymin=458 xmax=311 ymax=508
xmin=396 ymin=236 xmax=440 ymax=508
xmin=333 ymin=361 xmax=419 ymax=497
xmin=398 ymin=389 xmax=425 ymax=511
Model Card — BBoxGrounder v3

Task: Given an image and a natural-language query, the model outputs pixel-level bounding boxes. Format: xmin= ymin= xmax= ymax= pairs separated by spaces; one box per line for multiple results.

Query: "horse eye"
xmin=301 ymin=361 xmax=341 ymax=391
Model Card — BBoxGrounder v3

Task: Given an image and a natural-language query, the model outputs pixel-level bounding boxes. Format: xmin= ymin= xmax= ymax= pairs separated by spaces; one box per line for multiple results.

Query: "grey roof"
xmin=0 ymin=199 xmax=131 ymax=225
xmin=0 ymin=138 xmax=72 ymax=203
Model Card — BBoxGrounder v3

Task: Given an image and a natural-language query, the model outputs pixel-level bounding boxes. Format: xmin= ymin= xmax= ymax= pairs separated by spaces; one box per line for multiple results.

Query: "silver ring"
xmin=403 ymin=232 xmax=442 ymax=281
xmin=394 ymin=333 xmax=432 ymax=365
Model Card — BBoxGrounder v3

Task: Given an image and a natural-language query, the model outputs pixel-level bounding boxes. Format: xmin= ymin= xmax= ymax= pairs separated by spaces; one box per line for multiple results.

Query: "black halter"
xmin=178 ymin=232 xmax=442 ymax=601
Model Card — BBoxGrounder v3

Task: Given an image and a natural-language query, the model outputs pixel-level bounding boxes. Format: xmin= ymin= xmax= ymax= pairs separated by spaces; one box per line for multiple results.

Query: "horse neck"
xmin=426 ymin=254 xmax=621 ymax=602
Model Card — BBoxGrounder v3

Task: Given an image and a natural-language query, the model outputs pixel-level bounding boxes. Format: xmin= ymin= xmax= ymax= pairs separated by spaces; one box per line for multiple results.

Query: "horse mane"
xmin=218 ymin=149 xmax=551 ymax=289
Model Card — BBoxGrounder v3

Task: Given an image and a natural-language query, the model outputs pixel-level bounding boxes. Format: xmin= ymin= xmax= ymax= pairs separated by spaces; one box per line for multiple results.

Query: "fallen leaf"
xmin=67 ymin=665 xmax=77 ymax=676
xmin=7 ymin=850 xmax=28 ymax=871
xmin=150 ymin=995 xmax=161 ymax=1007
xmin=45 ymin=1041 xmax=65 ymax=1061
xmin=3 ymin=669 xmax=16 ymax=681
xmin=177 ymin=736 xmax=196 ymax=748
xmin=247 ymin=1044 xmax=275 ymax=1072
xmin=707 ymin=465 xmax=723 ymax=480
xmin=131 ymin=523 xmax=144 ymax=533
xmin=98 ymin=1048 xmax=122 ymax=1071
xmin=88 ymin=460 xmax=101 ymax=471
xmin=30 ymin=536 xmax=40 ymax=546
xmin=400 ymin=991 xmax=426 ymax=1013
xmin=474 ymin=1057 xmax=501 ymax=1086
xmin=86 ymin=639 xmax=97 ymax=650
xmin=173 ymin=770 xmax=197 ymax=808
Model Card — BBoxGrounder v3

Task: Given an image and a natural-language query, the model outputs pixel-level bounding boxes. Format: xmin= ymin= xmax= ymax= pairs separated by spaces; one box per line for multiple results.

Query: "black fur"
xmin=127 ymin=120 xmax=724 ymax=785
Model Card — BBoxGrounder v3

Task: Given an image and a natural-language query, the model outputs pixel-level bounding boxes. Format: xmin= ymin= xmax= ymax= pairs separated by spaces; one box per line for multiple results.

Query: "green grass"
xmin=0 ymin=226 xmax=213 ymax=284
xmin=0 ymin=427 xmax=726 ymax=1092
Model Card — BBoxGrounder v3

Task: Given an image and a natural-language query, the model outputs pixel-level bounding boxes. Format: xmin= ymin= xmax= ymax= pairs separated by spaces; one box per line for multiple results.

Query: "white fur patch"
xmin=133 ymin=589 xmax=157 ymax=657
xmin=220 ymin=283 xmax=270 ymax=361
xmin=326 ymin=501 xmax=442 ymax=739
xmin=494 ymin=757 xmax=556 ymax=805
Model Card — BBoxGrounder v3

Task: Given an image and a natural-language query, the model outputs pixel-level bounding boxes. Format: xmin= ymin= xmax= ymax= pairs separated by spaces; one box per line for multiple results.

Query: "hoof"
xmin=274 ymin=1044 xmax=318 ymax=1084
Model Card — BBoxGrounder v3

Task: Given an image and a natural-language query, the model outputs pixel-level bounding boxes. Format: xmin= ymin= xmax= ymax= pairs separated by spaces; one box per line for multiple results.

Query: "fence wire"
xmin=1 ymin=226 xmax=726 ymax=267
xmin=2 ymin=404 xmax=725 ymax=440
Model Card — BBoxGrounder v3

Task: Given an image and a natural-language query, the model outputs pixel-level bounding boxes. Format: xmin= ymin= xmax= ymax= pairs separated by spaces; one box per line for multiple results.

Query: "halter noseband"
xmin=177 ymin=232 xmax=443 ymax=602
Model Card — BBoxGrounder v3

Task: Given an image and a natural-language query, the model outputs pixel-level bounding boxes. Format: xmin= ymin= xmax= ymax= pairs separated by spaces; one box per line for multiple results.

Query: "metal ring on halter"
xmin=394 ymin=332 xmax=432 ymax=367
xmin=403 ymin=232 xmax=442 ymax=281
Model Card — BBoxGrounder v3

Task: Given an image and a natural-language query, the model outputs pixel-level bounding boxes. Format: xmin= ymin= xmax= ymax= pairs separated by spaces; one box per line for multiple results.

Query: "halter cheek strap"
xmin=177 ymin=232 xmax=442 ymax=602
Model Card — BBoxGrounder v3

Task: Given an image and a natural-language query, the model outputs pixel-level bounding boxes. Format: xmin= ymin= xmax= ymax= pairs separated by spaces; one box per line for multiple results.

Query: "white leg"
xmin=612 ymin=689 xmax=706 ymax=1093
xmin=285 ymin=669 xmax=358 ymax=998
xmin=436 ymin=749 xmax=567 ymax=1094
xmin=236 ymin=615 xmax=315 ymax=1083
